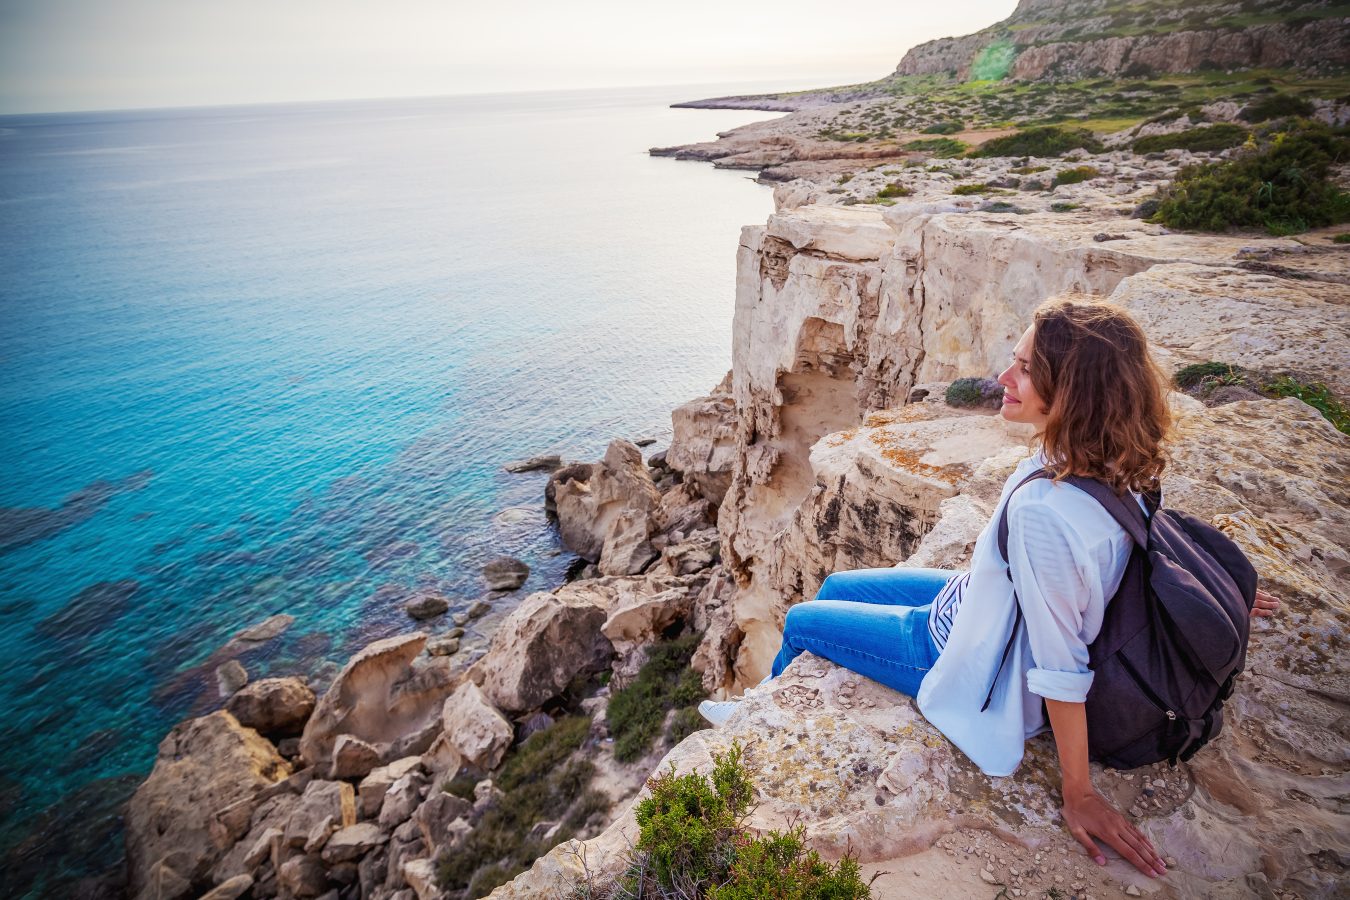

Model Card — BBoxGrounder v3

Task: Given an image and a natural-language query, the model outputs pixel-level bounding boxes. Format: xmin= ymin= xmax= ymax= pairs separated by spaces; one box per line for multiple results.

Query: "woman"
xmin=698 ymin=297 xmax=1279 ymax=879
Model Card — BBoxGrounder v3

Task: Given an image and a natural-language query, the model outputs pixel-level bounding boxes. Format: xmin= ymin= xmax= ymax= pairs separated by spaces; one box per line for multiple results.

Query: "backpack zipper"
xmin=1116 ymin=652 xmax=1180 ymax=722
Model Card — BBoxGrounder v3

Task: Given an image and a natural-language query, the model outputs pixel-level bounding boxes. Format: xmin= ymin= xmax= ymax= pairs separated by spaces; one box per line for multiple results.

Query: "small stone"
xmin=482 ymin=556 xmax=530 ymax=591
xmin=1152 ymin=779 xmax=1166 ymax=788
xmin=426 ymin=636 xmax=460 ymax=657
xmin=216 ymin=659 xmax=248 ymax=697
xmin=452 ymin=612 xmax=470 ymax=626
xmin=1125 ymin=886 xmax=1142 ymax=897
xmin=980 ymin=869 xmax=998 ymax=884
xmin=1165 ymin=857 xmax=1177 ymax=868
xmin=467 ymin=599 xmax=491 ymax=619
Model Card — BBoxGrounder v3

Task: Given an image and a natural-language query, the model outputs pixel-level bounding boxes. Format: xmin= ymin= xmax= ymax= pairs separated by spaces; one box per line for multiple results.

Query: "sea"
xmin=0 ymin=83 xmax=786 ymax=894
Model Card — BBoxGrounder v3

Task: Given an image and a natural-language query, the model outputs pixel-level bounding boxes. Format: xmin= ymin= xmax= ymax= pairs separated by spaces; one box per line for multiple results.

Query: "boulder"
xmin=502 ymin=453 xmax=562 ymax=473
xmin=283 ymin=780 xmax=356 ymax=849
xmin=215 ymin=660 xmax=248 ymax=698
xmin=552 ymin=439 xmax=663 ymax=572
xmin=357 ymin=757 xmax=425 ymax=820
xmin=483 ymin=556 xmax=530 ymax=591
xmin=666 ymin=371 xmax=738 ymax=507
xmin=378 ymin=770 xmax=430 ymax=830
xmin=197 ymin=874 xmax=253 ymax=900
xmin=299 ymin=633 xmax=457 ymax=769
xmin=404 ymin=594 xmax=449 ymax=621
xmin=125 ymin=712 xmax=291 ymax=897
xmin=601 ymin=587 xmax=694 ymax=683
xmin=277 ymin=853 xmax=327 ymax=898
xmin=440 ymin=681 xmax=513 ymax=770
xmin=321 ymin=822 xmax=388 ymax=864
xmin=401 ymin=857 xmax=440 ymax=900
xmin=331 ymin=735 xmax=383 ymax=780
xmin=412 ymin=791 xmax=473 ymax=848
xmin=225 ymin=676 xmax=316 ymax=737
xmin=426 ymin=635 xmax=460 ymax=657
xmin=470 ymin=588 xmax=612 ymax=713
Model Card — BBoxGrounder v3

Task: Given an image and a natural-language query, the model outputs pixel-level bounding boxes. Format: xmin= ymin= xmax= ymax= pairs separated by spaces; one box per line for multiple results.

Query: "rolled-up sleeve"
xmin=1006 ymin=497 xmax=1097 ymax=703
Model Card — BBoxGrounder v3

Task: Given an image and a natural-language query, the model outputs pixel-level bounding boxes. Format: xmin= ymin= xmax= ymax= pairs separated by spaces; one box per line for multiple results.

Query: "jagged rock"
xmin=470 ymin=587 xmax=612 ymax=713
xmin=411 ymin=791 xmax=473 ymax=848
xmin=197 ymin=874 xmax=253 ymax=900
xmin=215 ymin=659 xmax=248 ymax=698
xmin=440 ymin=681 xmax=513 ymax=770
xmin=302 ymin=814 xmax=337 ymax=853
xmin=124 ymin=712 xmax=291 ymax=898
xmin=404 ymin=594 xmax=449 ymax=621
xmin=321 ymin=822 xmax=388 ymax=864
xmin=421 ymin=732 xmax=463 ymax=781
xmin=466 ymin=599 xmax=491 ymax=619
xmin=299 ymin=633 xmax=457 ymax=770
xmin=131 ymin=857 xmax=192 ymax=900
xmin=225 ymin=677 xmax=316 ymax=737
xmin=331 ymin=735 xmax=383 ymax=780
xmin=358 ymin=851 xmax=388 ymax=898
xmin=277 ymin=853 xmax=327 ymax=898
xmin=667 ymin=371 xmax=738 ymax=507
xmin=483 ymin=556 xmax=530 ymax=591
xmin=378 ymin=770 xmax=430 ymax=830
xmin=552 ymin=439 xmax=662 ymax=572
xmin=283 ymin=780 xmax=356 ymax=848
xmin=357 ymin=757 xmax=425 ymax=820
xmin=601 ymin=587 xmax=694 ymax=683
xmin=401 ymin=857 xmax=440 ymax=900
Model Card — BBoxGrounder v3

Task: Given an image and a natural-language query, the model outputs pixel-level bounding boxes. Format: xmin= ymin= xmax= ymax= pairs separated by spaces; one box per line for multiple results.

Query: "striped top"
xmin=927 ymin=570 xmax=971 ymax=651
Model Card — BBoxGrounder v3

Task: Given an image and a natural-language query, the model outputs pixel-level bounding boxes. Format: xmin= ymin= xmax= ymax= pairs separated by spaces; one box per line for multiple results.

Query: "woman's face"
xmin=997 ymin=326 xmax=1051 ymax=429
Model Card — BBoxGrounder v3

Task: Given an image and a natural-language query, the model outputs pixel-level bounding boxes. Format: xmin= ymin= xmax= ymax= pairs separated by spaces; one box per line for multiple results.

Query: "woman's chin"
xmin=999 ymin=403 xmax=1020 ymax=421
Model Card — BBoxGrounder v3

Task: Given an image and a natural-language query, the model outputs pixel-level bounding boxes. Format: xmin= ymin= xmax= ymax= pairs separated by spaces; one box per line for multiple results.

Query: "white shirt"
xmin=915 ymin=449 xmax=1142 ymax=777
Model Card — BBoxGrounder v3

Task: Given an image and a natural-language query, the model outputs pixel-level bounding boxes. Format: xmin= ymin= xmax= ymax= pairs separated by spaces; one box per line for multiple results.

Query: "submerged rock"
xmin=482 ymin=556 xmax=530 ymax=591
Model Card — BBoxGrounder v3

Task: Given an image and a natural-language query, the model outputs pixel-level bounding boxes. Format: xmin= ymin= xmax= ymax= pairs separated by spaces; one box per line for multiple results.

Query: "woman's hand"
xmin=1062 ymin=786 xmax=1167 ymax=877
xmin=1252 ymin=589 xmax=1280 ymax=618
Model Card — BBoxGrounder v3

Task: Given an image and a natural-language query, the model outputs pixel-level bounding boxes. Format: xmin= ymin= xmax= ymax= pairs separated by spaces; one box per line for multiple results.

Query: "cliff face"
xmin=894 ymin=0 xmax=1350 ymax=79
xmin=495 ymin=197 xmax=1349 ymax=899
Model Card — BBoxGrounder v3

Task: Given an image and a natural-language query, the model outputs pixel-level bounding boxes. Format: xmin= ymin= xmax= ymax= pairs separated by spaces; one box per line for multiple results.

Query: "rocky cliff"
xmin=895 ymin=0 xmax=1350 ymax=80
xmin=492 ymin=191 xmax=1349 ymax=898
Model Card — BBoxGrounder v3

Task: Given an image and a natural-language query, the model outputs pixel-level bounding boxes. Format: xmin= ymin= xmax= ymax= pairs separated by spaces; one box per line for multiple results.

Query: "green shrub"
xmin=1266 ymin=376 xmax=1350 ymax=434
xmin=587 ymin=744 xmax=871 ymax=900
xmin=952 ymin=182 xmax=993 ymax=195
xmin=1333 ymin=233 xmax=1350 ymax=243
xmin=971 ymin=126 xmax=1104 ymax=158
xmin=1052 ymin=166 xmax=1100 ymax=187
xmin=1011 ymin=164 xmax=1050 ymax=174
xmin=1174 ymin=361 xmax=1253 ymax=390
xmin=1151 ymin=124 xmax=1350 ymax=234
xmin=443 ymin=772 xmax=478 ymax=800
xmin=876 ymin=181 xmax=913 ymax=198
xmin=904 ymin=137 xmax=968 ymax=158
xmin=836 ymin=173 xmax=853 ymax=185
xmin=497 ymin=715 xmax=591 ymax=791
xmin=1239 ymin=94 xmax=1317 ymax=123
xmin=1131 ymin=123 xmax=1248 ymax=154
xmin=945 ymin=377 xmax=1002 ymax=409
xmin=922 ymin=119 xmax=965 ymax=134
xmin=607 ymin=633 xmax=706 ymax=763
xmin=1050 ymin=201 xmax=1081 ymax=212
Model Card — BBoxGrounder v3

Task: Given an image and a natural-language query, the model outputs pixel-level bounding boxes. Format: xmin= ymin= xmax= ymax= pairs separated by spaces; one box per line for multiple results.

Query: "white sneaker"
xmin=697 ymin=698 xmax=741 ymax=727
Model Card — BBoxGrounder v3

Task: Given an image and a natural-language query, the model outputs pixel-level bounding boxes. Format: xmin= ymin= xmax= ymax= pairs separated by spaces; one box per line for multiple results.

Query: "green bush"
xmin=1050 ymin=201 xmax=1081 ymax=212
xmin=1333 ymin=233 xmax=1350 ymax=243
xmin=1266 ymin=376 xmax=1350 ymax=434
xmin=1131 ymin=123 xmax=1248 ymax=154
xmin=945 ymin=377 xmax=1002 ymax=409
xmin=922 ymin=119 xmax=965 ymax=134
xmin=1011 ymin=164 xmax=1050 ymax=174
xmin=875 ymin=181 xmax=913 ymax=198
xmin=971 ymin=126 xmax=1104 ymax=158
xmin=904 ymin=137 xmax=968 ymax=158
xmin=952 ymin=182 xmax=993 ymax=195
xmin=1151 ymin=124 xmax=1350 ymax=234
xmin=607 ymin=633 xmax=706 ymax=762
xmin=1239 ymin=94 xmax=1316 ymax=122
xmin=497 ymin=715 xmax=591 ymax=791
xmin=1173 ymin=362 xmax=1349 ymax=434
xmin=1052 ymin=166 xmax=1100 ymax=187
xmin=585 ymin=744 xmax=871 ymax=900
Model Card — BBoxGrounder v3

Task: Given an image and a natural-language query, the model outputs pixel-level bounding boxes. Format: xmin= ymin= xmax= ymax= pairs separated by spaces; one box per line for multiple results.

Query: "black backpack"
xmin=983 ymin=468 xmax=1258 ymax=770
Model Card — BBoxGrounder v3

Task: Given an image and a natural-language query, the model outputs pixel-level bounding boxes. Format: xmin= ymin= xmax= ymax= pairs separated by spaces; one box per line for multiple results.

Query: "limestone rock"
xmin=378 ymin=770 xmax=430 ymax=830
xmin=401 ymin=857 xmax=441 ymax=900
xmin=502 ymin=453 xmax=561 ymax=473
xmin=215 ymin=659 xmax=248 ymax=698
xmin=426 ymin=635 xmax=460 ymax=657
xmin=667 ymin=371 xmax=738 ymax=507
xmin=602 ymin=587 xmax=694 ymax=683
xmin=225 ymin=676 xmax=316 ymax=737
xmin=124 ymin=711 xmax=291 ymax=897
xmin=483 ymin=556 xmax=530 ymax=591
xmin=357 ymin=757 xmax=425 ymax=820
xmin=552 ymin=439 xmax=662 ymax=572
xmin=412 ymin=791 xmax=473 ymax=848
xmin=404 ymin=593 xmax=449 ymax=621
xmin=471 ymin=587 xmax=612 ymax=713
xmin=277 ymin=853 xmax=328 ymax=898
xmin=440 ymin=681 xmax=513 ymax=770
xmin=321 ymin=822 xmax=388 ymax=864
xmin=331 ymin=734 xmax=383 ymax=780
xmin=299 ymin=633 xmax=457 ymax=769
xmin=283 ymin=780 xmax=356 ymax=848
xmin=197 ymin=874 xmax=253 ymax=900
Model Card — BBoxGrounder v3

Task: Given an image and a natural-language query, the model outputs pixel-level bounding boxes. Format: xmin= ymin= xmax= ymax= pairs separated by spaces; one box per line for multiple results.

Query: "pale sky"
xmin=0 ymin=0 xmax=1017 ymax=114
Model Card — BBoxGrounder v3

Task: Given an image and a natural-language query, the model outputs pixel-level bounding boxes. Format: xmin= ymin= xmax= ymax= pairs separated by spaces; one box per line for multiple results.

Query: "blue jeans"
xmin=770 ymin=567 xmax=955 ymax=697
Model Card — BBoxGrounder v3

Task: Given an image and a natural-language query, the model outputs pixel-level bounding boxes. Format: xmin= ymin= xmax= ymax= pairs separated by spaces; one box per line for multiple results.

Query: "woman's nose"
xmin=996 ymin=365 xmax=1014 ymax=387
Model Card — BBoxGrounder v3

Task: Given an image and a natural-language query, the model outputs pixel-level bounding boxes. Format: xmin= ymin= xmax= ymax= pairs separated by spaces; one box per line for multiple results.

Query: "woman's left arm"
xmin=1045 ymin=698 xmax=1167 ymax=878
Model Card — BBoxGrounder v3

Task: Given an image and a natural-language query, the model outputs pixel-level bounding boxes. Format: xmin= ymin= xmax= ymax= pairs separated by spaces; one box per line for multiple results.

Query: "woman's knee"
xmin=815 ymin=572 xmax=848 ymax=601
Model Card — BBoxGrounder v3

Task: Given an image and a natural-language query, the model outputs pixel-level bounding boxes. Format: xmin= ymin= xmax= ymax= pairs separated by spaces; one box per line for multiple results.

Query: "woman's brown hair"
xmin=1029 ymin=296 xmax=1171 ymax=495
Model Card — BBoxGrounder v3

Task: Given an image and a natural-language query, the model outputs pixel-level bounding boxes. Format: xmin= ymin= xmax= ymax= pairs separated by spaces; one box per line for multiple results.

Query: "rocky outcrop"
xmin=125 ymin=711 xmax=291 ymax=897
xmin=894 ymin=0 xmax=1350 ymax=79
xmin=226 ymin=676 xmax=316 ymax=737
xmin=551 ymin=439 xmax=663 ymax=575
xmin=666 ymin=370 xmax=738 ymax=508
xmin=298 ymin=632 xmax=458 ymax=771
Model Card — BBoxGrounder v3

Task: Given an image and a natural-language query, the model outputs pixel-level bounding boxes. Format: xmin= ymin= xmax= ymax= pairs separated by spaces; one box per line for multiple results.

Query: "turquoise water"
xmin=0 ymin=85 xmax=779 ymax=892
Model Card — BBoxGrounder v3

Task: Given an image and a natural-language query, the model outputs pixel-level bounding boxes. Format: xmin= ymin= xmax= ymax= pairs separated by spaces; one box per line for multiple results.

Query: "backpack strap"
xmin=981 ymin=467 xmax=1152 ymax=712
